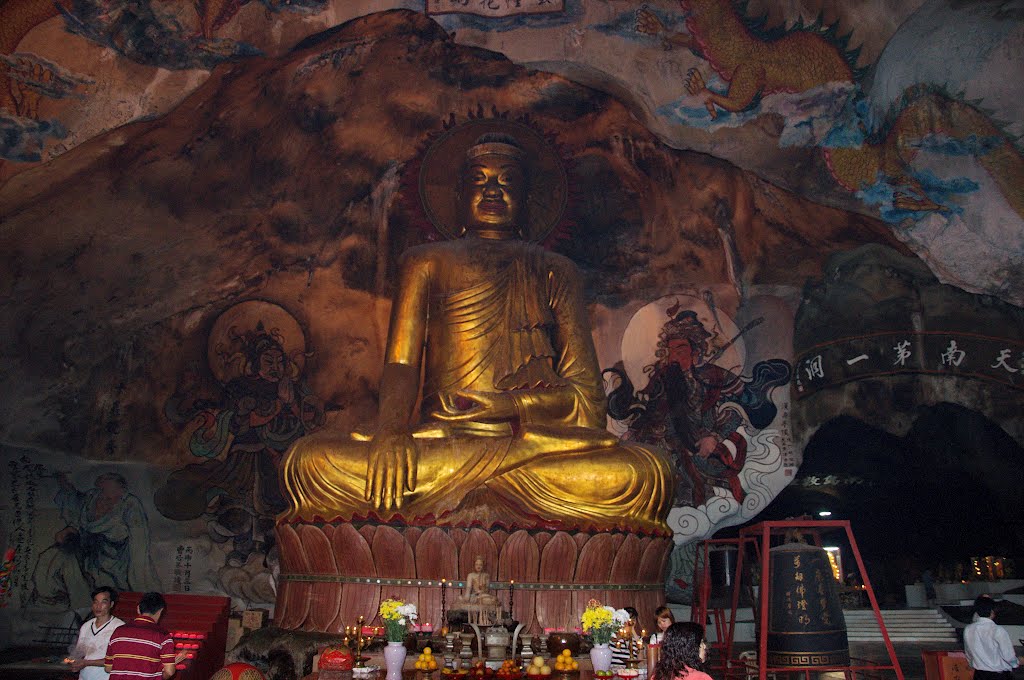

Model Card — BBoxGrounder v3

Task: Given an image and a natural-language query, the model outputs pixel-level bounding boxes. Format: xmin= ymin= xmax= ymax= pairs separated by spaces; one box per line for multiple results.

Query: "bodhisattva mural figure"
xmin=31 ymin=471 xmax=158 ymax=610
xmin=157 ymin=301 xmax=324 ymax=578
xmin=279 ymin=120 xmax=674 ymax=532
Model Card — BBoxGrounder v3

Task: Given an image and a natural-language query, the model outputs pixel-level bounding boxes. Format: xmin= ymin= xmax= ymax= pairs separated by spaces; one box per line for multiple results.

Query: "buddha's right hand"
xmin=365 ymin=428 xmax=418 ymax=511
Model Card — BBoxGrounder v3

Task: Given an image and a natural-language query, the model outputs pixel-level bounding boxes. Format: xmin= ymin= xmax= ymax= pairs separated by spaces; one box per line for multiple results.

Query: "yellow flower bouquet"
xmin=580 ymin=599 xmax=630 ymax=645
xmin=379 ymin=597 xmax=418 ymax=642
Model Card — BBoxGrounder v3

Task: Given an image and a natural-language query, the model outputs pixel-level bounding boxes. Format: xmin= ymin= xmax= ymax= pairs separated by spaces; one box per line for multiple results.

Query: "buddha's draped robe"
xmin=280 ymin=236 xmax=673 ymax=533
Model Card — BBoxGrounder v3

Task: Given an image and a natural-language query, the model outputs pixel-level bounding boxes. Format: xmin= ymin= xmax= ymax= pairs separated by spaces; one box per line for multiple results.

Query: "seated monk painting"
xmin=279 ymin=120 xmax=674 ymax=534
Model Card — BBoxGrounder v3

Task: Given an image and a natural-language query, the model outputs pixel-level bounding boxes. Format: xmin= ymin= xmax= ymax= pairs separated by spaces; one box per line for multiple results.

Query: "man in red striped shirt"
xmin=104 ymin=592 xmax=186 ymax=680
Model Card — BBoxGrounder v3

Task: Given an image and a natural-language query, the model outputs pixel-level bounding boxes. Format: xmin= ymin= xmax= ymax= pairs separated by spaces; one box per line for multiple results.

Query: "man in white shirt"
xmin=964 ymin=597 xmax=1021 ymax=680
xmin=70 ymin=587 xmax=125 ymax=679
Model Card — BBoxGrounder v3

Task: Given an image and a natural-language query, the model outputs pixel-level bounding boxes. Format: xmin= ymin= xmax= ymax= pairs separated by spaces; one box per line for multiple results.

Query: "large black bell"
xmin=766 ymin=542 xmax=849 ymax=668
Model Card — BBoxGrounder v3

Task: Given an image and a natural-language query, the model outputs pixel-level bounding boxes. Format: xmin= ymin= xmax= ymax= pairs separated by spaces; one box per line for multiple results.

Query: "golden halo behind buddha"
xmin=418 ymin=118 xmax=568 ymax=242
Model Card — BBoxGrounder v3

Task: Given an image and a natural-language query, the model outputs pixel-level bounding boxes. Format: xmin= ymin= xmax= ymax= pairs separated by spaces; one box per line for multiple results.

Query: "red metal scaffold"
xmin=692 ymin=520 xmax=905 ymax=680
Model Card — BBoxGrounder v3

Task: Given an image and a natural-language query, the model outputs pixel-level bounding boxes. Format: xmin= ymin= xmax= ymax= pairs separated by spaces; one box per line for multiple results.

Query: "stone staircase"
xmin=843 ymin=609 xmax=958 ymax=642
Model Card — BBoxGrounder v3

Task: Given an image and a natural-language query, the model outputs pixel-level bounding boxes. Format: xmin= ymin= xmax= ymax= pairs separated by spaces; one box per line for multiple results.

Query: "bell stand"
xmin=691 ymin=536 xmax=745 ymax=676
xmin=720 ymin=520 xmax=904 ymax=680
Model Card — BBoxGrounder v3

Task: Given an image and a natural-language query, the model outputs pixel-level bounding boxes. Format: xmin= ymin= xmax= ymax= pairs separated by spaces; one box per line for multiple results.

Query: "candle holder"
xmin=441 ymin=579 xmax=448 ymax=628
xmin=344 ymin=615 xmax=381 ymax=667
xmin=444 ymin=632 xmax=457 ymax=669
xmin=520 ymin=634 xmax=534 ymax=669
xmin=459 ymin=632 xmax=475 ymax=664
xmin=613 ymin=632 xmax=642 ymax=670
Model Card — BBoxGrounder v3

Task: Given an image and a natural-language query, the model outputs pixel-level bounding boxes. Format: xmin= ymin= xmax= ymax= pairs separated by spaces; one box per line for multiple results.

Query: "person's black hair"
xmin=625 ymin=606 xmax=640 ymax=621
xmin=975 ymin=597 xmax=995 ymax=619
xmin=138 ymin=591 xmax=167 ymax=616
xmin=90 ymin=586 xmax=118 ymax=604
xmin=654 ymin=622 xmax=706 ymax=680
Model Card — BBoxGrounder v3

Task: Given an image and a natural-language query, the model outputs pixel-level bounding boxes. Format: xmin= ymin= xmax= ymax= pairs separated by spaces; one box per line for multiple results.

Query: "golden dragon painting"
xmin=637 ymin=0 xmax=855 ymax=119
xmin=637 ymin=0 xmax=1024 ymax=220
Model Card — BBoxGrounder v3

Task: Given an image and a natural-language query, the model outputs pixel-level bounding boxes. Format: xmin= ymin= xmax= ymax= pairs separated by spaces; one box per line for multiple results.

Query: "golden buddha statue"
xmin=279 ymin=121 xmax=673 ymax=533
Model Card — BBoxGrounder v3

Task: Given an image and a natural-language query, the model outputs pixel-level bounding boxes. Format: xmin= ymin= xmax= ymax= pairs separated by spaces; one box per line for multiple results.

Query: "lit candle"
xmin=509 ymin=579 xmax=515 ymax=614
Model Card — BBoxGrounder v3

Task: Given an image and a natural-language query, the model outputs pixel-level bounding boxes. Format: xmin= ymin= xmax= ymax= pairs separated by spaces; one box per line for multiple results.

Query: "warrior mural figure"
xmin=606 ymin=303 xmax=790 ymax=508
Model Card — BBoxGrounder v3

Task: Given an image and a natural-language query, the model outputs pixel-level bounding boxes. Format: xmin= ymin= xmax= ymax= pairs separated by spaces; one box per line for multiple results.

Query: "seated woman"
xmin=647 ymin=605 xmax=676 ymax=674
xmin=611 ymin=607 xmax=643 ymax=668
xmin=652 ymin=623 xmax=711 ymax=680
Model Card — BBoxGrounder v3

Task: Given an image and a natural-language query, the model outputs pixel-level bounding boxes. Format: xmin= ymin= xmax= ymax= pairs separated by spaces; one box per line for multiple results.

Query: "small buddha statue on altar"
xmin=456 ymin=555 xmax=501 ymax=625
xmin=277 ymin=121 xmax=673 ymax=532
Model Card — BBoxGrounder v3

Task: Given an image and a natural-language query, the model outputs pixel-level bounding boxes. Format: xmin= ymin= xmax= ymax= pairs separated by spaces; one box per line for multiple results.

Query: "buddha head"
xmin=460 ymin=134 xmax=527 ymax=237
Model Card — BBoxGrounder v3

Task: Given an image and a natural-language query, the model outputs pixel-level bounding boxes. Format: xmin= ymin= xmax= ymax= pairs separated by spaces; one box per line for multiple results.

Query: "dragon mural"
xmin=637 ymin=0 xmax=858 ymax=120
xmin=825 ymin=86 xmax=1024 ymax=219
xmin=0 ymin=0 xmax=75 ymax=115
xmin=637 ymin=0 xmax=1024 ymax=225
xmin=0 ymin=0 xmax=322 ymax=121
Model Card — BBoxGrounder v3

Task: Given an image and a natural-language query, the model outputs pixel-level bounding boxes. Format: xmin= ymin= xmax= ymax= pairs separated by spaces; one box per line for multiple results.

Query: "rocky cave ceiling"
xmin=0 ymin=0 xmax=1022 ymax=453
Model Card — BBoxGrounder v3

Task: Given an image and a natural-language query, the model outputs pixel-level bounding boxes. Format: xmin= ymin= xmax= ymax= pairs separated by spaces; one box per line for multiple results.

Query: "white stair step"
xmin=839 ymin=609 xmax=957 ymax=642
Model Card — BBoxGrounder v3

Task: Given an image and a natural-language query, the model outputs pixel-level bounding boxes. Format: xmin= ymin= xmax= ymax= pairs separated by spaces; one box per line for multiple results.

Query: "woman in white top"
xmin=70 ymin=587 xmax=125 ymax=680
xmin=647 ymin=605 xmax=675 ymax=674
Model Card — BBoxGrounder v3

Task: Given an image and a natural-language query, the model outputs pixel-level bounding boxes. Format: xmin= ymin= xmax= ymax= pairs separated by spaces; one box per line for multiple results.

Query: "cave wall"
xmin=2 ymin=0 xmax=1023 ymax=303
xmin=0 ymin=0 xmax=1021 ymax=645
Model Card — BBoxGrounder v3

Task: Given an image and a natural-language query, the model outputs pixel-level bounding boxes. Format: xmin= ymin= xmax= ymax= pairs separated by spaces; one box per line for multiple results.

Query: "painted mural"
xmin=3 ymin=0 xmax=1022 ymax=305
xmin=0 ymin=456 xmax=173 ymax=638
xmin=596 ymin=291 xmax=797 ymax=599
xmin=32 ymin=470 xmax=159 ymax=610
xmin=156 ymin=300 xmax=324 ymax=603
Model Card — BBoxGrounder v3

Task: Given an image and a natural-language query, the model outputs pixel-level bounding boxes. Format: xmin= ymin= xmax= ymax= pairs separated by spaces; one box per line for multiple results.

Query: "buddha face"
xmin=462 ymin=152 xmax=525 ymax=234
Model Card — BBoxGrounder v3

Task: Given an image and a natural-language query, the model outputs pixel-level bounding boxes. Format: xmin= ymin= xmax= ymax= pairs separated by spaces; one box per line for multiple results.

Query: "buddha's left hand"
xmin=431 ymin=389 xmax=517 ymax=422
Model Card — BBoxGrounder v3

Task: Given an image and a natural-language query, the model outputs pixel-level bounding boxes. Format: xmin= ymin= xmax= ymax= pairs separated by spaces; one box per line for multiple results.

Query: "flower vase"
xmin=590 ymin=643 xmax=612 ymax=673
xmin=384 ymin=641 xmax=407 ymax=680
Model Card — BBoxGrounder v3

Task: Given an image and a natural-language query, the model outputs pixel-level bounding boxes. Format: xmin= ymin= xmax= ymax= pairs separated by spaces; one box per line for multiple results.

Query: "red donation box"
xmin=922 ymin=651 xmax=973 ymax=680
